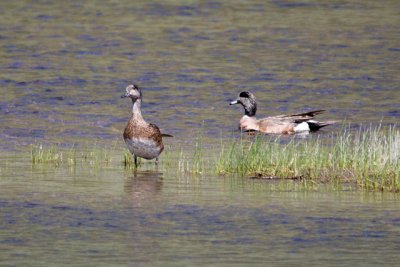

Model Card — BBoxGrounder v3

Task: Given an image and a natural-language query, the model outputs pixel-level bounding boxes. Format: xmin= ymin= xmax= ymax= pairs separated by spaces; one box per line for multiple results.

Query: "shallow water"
xmin=1 ymin=156 xmax=400 ymax=266
xmin=0 ymin=0 xmax=400 ymax=266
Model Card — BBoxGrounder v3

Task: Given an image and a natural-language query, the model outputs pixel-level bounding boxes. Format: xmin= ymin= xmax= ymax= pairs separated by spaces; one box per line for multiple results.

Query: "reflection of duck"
xmin=124 ymin=170 xmax=163 ymax=207
xmin=230 ymin=91 xmax=336 ymax=134
xmin=122 ymin=84 xmax=168 ymax=167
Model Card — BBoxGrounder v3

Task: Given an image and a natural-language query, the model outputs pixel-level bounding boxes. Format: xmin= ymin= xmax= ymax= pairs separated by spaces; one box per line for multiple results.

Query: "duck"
xmin=122 ymin=84 xmax=168 ymax=167
xmin=230 ymin=91 xmax=335 ymax=134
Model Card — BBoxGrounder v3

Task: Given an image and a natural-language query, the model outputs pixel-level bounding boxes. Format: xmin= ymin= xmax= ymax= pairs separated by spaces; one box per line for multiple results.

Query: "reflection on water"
xmin=0 ymin=0 xmax=400 ymax=266
xmin=124 ymin=170 xmax=163 ymax=208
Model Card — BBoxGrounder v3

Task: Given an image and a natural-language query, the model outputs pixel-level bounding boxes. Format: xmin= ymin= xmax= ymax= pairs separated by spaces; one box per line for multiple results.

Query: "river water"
xmin=0 ymin=1 xmax=399 ymax=266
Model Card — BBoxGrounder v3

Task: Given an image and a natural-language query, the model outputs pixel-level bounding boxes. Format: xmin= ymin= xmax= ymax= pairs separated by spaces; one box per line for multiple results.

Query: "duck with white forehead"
xmin=230 ymin=91 xmax=336 ymax=134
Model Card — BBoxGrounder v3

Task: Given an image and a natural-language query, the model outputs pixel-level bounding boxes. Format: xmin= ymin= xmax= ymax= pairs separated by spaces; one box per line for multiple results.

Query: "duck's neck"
xmin=244 ymin=104 xmax=257 ymax=117
xmin=131 ymin=99 xmax=144 ymax=121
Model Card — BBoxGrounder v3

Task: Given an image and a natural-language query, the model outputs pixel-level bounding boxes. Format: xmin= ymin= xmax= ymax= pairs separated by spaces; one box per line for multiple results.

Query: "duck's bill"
xmin=230 ymin=100 xmax=238 ymax=105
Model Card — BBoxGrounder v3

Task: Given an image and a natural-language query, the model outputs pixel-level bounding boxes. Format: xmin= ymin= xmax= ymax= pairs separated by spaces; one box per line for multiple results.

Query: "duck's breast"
xmin=239 ymin=116 xmax=259 ymax=131
xmin=125 ymin=137 xmax=163 ymax=159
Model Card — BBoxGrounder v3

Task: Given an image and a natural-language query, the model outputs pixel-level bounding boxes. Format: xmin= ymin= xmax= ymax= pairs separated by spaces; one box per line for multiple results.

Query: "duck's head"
xmin=121 ymin=84 xmax=142 ymax=102
xmin=230 ymin=91 xmax=257 ymax=117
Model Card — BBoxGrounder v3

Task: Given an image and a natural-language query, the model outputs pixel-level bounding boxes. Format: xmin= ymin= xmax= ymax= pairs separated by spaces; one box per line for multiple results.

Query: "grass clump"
xmin=216 ymin=125 xmax=400 ymax=192
xmin=31 ymin=144 xmax=63 ymax=165
xmin=30 ymin=144 xmax=111 ymax=167
xmin=30 ymin=125 xmax=400 ymax=192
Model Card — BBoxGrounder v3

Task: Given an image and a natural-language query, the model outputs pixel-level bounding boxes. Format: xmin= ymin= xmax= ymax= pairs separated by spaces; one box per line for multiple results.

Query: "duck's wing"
xmin=283 ymin=109 xmax=325 ymax=121
xmin=256 ymin=116 xmax=297 ymax=134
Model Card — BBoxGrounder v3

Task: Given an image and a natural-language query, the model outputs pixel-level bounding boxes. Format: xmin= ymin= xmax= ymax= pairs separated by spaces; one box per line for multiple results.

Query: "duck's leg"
xmin=134 ymin=155 xmax=138 ymax=168
xmin=155 ymin=157 xmax=159 ymax=165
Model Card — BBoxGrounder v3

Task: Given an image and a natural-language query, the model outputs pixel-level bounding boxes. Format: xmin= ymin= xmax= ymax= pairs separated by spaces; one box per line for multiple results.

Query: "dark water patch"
xmin=276 ymin=106 xmax=289 ymax=113
xmin=78 ymin=34 xmax=97 ymax=42
xmin=2 ymin=44 xmax=29 ymax=53
xmin=271 ymin=0 xmax=317 ymax=8
xmin=54 ymin=49 xmax=70 ymax=55
xmin=247 ymin=73 xmax=275 ymax=82
xmin=60 ymin=129 xmax=115 ymax=139
xmin=50 ymin=96 xmax=64 ymax=101
xmin=71 ymin=78 xmax=87 ymax=86
xmin=98 ymin=40 xmax=120 ymax=48
xmin=167 ymin=31 xmax=184 ymax=44
xmin=0 ymin=200 xmax=133 ymax=231
xmin=388 ymin=48 xmax=400 ymax=52
xmin=206 ymin=1 xmax=221 ymax=10
xmin=8 ymin=62 xmax=23 ymax=69
xmin=273 ymin=84 xmax=306 ymax=90
xmin=305 ymin=216 xmax=355 ymax=223
xmin=247 ymin=4 xmax=266 ymax=12
xmin=3 ymin=128 xmax=45 ymax=139
xmin=386 ymin=110 xmax=400 ymax=117
xmin=0 ymin=79 xmax=17 ymax=86
xmin=76 ymin=113 xmax=124 ymax=126
xmin=136 ymin=72 xmax=162 ymax=83
xmin=121 ymin=52 xmax=136 ymax=58
xmin=312 ymin=88 xmax=338 ymax=95
xmin=177 ymin=5 xmax=201 ymax=17
xmin=175 ymin=74 xmax=204 ymax=83
xmin=35 ymin=14 xmax=55 ymax=20
xmin=330 ymin=75 xmax=375 ymax=81
xmin=76 ymin=50 xmax=102 ymax=56
xmin=202 ymin=75 xmax=226 ymax=83
xmin=31 ymin=65 xmax=51 ymax=70
xmin=180 ymin=68 xmax=213 ymax=74
xmin=144 ymin=2 xmax=172 ymax=16
xmin=177 ymin=27 xmax=192 ymax=33
xmin=0 ymin=238 xmax=24 ymax=245
xmin=277 ymin=38 xmax=299 ymax=45
xmin=351 ymin=230 xmax=386 ymax=239
xmin=126 ymin=35 xmax=144 ymax=43
xmin=192 ymin=34 xmax=210 ymax=41
xmin=47 ymin=34 xmax=63 ymax=39
xmin=322 ymin=44 xmax=349 ymax=49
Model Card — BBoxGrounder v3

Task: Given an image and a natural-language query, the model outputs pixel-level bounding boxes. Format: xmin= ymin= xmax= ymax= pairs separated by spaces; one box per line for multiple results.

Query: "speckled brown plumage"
xmin=121 ymin=84 xmax=165 ymax=166
xmin=123 ymin=119 xmax=164 ymax=150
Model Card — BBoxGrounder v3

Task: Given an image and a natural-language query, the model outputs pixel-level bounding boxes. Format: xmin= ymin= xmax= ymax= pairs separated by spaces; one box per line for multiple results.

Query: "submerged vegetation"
xmin=30 ymin=125 xmax=400 ymax=192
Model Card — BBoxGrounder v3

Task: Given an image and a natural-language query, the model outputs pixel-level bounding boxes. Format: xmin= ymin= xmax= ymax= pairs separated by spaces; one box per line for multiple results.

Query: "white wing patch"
xmin=294 ymin=122 xmax=310 ymax=133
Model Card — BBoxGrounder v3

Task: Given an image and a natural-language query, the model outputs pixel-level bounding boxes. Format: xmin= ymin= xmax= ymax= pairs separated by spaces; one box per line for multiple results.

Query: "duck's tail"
xmin=161 ymin=133 xmax=174 ymax=137
xmin=307 ymin=120 xmax=336 ymax=131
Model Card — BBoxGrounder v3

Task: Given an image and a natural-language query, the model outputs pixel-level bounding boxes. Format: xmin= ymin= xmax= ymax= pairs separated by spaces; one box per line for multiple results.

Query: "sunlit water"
xmin=1 ymin=157 xmax=400 ymax=266
xmin=1 ymin=0 xmax=399 ymax=266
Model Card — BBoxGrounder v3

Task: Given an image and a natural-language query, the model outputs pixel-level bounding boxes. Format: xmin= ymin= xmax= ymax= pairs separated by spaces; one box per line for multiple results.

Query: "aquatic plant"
xmin=216 ymin=125 xmax=400 ymax=192
xmin=30 ymin=125 xmax=400 ymax=192
xmin=30 ymin=144 xmax=111 ymax=167
xmin=31 ymin=144 xmax=63 ymax=165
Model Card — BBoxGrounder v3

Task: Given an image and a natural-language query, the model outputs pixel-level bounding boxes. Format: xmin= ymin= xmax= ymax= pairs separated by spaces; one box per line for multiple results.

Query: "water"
xmin=0 ymin=160 xmax=400 ymax=266
xmin=1 ymin=0 xmax=400 ymax=266
xmin=1 ymin=159 xmax=400 ymax=266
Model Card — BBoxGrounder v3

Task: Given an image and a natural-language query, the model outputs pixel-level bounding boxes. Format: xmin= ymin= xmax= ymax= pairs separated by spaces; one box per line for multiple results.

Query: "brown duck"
xmin=230 ymin=91 xmax=335 ymax=134
xmin=122 ymin=84 xmax=169 ymax=167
